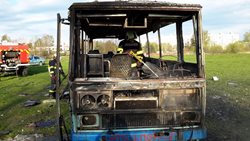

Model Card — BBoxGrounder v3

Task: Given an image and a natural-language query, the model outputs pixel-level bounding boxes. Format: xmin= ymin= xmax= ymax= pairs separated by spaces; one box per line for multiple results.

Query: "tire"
xmin=22 ymin=68 xmax=28 ymax=76
xmin=39 ymin=62 xmax=43 ymax=66
xmin=18 ymin=67 xmax=28 ymax=76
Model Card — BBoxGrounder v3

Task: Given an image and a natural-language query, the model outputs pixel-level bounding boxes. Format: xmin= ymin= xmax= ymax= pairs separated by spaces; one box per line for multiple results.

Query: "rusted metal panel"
xmin=72 ymin=78 xmax=205 ymax=91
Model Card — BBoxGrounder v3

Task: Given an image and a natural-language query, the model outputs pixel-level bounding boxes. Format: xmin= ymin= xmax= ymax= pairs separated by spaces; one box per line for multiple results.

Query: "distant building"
xmin=35 ymin=42 xmax=69 ymax=53
xmin=0 ymin=41 xmax=19 ymax=45
xmin=209 ymin=32 xmax=240 ymax=48
xmin=47 ymin=42 xmax=69 ymax=52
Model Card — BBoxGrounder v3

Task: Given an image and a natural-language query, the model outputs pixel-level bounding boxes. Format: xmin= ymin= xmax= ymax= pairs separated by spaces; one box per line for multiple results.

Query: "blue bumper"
xmin=72 ymin=128 xmax=207 ymax=141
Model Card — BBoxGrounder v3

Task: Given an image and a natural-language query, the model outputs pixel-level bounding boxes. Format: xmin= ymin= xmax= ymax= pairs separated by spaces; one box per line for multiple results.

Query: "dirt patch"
xmin=206 ymin=88 xmax=250 ymax=141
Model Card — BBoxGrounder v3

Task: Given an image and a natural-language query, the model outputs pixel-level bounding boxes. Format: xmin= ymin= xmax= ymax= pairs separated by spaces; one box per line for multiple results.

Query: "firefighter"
xmin=117 ymin=31 xmax=144 ymax=78
xmin=48 ymin=55 xmax=65 ymax=98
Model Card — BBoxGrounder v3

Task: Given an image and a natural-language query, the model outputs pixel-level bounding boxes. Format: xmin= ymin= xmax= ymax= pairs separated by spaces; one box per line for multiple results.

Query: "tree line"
xmin=185 ymin=30 xmax=250 ymax=54
xmin=1 ymin=34 xmax=54 ymax=47
xmin=140 ymin=30 xmax=250 ymax=55
xmin=1 ymin=30 xmax=250 ymax=56
xmin=92 ymin=30 xmax=250 ymax=55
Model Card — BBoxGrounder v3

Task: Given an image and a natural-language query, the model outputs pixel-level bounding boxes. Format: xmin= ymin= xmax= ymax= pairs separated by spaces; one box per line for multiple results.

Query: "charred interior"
xmin=68 ymin=2 xmax=205 ymax=80
xmin=79 ymin=53 xmax=199 ymax=79
xmin=67 ymin=1 xmax=206 ymax=133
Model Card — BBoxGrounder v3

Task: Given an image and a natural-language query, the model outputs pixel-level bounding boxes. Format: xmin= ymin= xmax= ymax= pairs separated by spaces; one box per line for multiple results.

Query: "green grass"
xmin=0 ymin=53 xmax=250 ymax=140
xmin=205 ymin=53 xmax=250 ymax=102
xmin=161 ymin=54 xmax=197 ymax=63
xmin=0 ymin=56 xmax=69 ymax=139
xmin=205 ymin=53 xmax=250 ymax=140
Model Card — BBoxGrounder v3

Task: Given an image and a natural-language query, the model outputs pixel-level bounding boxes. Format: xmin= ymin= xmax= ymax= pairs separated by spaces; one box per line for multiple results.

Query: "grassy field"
xmin=0 ymin=54 xmax=250 ymax=140
xmin=205 ymin=54 xmax=250 ymax=141
xmin=0 ymin=57 xmax=69 ymax=139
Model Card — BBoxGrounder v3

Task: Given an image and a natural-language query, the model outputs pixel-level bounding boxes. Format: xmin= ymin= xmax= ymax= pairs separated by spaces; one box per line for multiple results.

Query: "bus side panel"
xmin=72 ymin=128 xmax=206 ymax=141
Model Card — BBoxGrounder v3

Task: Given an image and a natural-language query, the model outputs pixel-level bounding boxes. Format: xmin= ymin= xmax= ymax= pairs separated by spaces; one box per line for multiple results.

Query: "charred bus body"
xmin=65 ymin=1 xmax=206 ymax=141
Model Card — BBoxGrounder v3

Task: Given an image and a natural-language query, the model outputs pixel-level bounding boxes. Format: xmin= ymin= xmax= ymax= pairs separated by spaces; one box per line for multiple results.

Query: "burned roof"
xmin=69 ymin=1 xmax=202 ymax=11
xmin=69 ymin=1 xmax=202 ymax=39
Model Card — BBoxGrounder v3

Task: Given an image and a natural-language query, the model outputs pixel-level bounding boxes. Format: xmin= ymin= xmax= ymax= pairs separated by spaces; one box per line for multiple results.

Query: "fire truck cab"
xmin=0 ymin=43 xmax=30 ymax=76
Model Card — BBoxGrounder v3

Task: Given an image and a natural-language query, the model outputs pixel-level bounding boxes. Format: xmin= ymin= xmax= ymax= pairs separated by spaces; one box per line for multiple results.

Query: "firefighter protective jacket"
xmin=117 ymin=39 xmax=144 ymax=68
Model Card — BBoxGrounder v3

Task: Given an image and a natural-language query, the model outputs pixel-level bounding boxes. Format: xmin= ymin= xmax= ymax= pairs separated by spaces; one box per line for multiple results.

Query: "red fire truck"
xmin=0 ymin=44 xmax=30 ymax=76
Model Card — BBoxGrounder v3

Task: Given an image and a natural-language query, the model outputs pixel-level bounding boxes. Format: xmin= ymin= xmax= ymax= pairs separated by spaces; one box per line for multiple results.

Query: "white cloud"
xmin=232 ymin=8 xmax=250 ymax=18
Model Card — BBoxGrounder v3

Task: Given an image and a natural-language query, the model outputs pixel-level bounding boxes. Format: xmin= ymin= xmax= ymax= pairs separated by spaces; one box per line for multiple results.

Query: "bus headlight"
xmin=97 ymin=95 xmax=110 ymax=108
xmin=181 ymin=112 xmax=200 ymax=125
xmin=81 ymin=95 xmax=96 ymax=109
xmin=79 ymin=114 xmax=99 ymax=127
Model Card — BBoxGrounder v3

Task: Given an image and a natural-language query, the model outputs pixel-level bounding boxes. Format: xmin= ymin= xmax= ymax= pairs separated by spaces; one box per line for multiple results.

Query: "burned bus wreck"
xmin=64 ymin=1 xmax=206 ymax=141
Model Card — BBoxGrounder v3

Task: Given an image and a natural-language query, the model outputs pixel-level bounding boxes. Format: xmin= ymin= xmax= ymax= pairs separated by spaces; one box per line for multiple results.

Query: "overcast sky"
xmin=0 ymin=0 xmax=249 ymax=44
